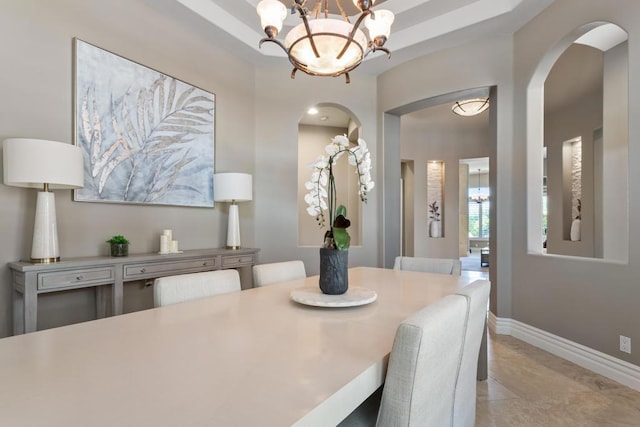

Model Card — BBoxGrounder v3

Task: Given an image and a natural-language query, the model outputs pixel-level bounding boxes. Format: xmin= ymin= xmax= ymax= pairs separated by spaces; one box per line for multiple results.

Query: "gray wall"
xmin=513 ymin=0 xmax=640 ymax=365
xmin=400 ymin=105 xmax=490 ymax=259
xmin=0 ymin=0 xmax=255 ymax=334
xmin=378 ymin=36 xmax=514 ymax=317
xmin=544 ymin=73 xmax=602 ymax=258
xmin=253 ymin=68 xmax=379 ymax=276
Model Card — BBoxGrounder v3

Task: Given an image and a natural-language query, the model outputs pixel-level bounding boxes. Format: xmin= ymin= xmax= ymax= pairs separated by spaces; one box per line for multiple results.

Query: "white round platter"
xmin=290 ymin=286 xmax=377 ymax=308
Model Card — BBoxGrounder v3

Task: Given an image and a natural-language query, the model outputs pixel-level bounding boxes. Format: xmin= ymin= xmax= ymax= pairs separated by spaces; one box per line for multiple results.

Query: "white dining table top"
xmin=0 ymin=267 xmax=479 ymax=426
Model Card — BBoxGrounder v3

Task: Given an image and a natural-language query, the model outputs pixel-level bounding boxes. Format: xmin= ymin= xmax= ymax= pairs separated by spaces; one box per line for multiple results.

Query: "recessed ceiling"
xmin=299 ymin=105 xmax=352 ymax=128
xmin=461 ymin=158 xmax=490 ymax=175
xmin=574 ymin=23 xmax=628 ymax=52
xmin=170 ymin=0 xmax=554 ymax=75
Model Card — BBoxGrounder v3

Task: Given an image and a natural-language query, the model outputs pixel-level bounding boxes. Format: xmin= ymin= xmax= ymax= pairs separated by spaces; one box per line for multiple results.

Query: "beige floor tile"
xmin=477 ymin=333 xmax=640 ymax=426
xmin=477 ymin=377 xmax=519 ymax=402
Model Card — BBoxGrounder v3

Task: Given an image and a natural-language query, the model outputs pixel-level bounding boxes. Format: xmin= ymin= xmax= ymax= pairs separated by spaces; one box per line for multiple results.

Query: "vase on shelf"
xmin=319 ymin=248 xmax=348 ymax=295
xmin=429 ymin=220 xmax=441 ymax=238
xmin=570 ymin=218 xmax=581 ymax=242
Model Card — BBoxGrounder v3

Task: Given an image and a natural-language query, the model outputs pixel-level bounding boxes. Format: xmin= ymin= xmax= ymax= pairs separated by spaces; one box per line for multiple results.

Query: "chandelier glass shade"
xmin=257 ymin=0 xmax=394 ymax=83
xmin=285 ymin=19 xmax=368 ymax=75
xmin=452 ymin=98 xmax=490 ymax=116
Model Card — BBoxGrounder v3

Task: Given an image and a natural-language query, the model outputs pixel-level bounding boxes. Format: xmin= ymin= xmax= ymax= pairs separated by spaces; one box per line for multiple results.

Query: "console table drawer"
xmin=222 ymin=255 xmax=254 ymax=268
xmin=38 ymin=267 xmax=115 ymax=291
xmin=124 ymin=258 xmax=217 ymax=279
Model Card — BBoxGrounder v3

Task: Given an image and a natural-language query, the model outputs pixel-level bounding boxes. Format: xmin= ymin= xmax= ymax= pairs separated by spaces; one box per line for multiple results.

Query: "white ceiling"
xmin=461 ymin=157 xmax=490 ymax=175
xmin=170 ymin=0 xmax=555 ymax=76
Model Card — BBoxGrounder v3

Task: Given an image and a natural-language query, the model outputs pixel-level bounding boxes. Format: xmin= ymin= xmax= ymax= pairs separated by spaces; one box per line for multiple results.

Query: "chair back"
xmin=377 ymin=294 xmax=468 ymax=427
xmin=153 ymin=269 xmax=241 ymax=307
xmin=253 ymin=260 xmax=306 ymax=287
xmin=452 ymin=280 xmax=491 ymax=427
xmin=393 ymin=256 xmax=462 ymax=276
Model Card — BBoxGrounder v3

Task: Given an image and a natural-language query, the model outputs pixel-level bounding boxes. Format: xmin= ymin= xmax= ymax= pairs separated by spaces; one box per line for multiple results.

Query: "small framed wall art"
xmin=73 ymin=39 xmax=215 ymax=207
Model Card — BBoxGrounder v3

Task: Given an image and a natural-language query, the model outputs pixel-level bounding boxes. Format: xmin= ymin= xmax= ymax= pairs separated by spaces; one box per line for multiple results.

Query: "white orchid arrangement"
xmin=304 ymin=134 xmax=374 ymax=250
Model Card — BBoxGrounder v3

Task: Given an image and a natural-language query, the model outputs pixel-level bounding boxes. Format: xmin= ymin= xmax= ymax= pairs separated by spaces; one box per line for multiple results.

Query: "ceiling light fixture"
xmin=469 ymin=168 xmax=489 ymax=204
xmin=452 ymin=98 xmax=490 ymax=116
xmin=257 ymin=0 xmax=394 ymax=84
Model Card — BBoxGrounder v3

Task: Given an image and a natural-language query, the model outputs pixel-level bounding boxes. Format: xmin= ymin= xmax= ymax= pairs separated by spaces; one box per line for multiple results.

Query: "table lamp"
xmin=3 ymin=138 xmax=84 ymax=263
xmin=214 ymin=173 xmax=252 ymax=249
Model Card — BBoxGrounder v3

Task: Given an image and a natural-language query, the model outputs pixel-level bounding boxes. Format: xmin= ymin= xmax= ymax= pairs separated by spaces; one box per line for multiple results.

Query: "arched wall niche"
xmin=296 ymin=103 xmax=364 ymax=247
xmin=526 ymin=21 xmax=628 ymax=262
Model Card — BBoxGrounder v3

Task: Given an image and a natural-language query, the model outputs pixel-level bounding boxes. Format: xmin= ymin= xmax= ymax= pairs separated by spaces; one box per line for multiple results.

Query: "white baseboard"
xmin=488 ymin=312 xmax=640 ymax=392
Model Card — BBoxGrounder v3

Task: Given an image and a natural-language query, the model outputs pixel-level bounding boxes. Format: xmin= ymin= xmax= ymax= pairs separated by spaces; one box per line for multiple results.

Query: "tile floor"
xmin=477 ymin=332 xmax=640 ymax=426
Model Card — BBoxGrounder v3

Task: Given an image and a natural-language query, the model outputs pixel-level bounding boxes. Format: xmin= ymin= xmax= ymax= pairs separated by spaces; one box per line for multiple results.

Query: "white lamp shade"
xmin=214 ymin=173 xmax=252 ymax=202
xmin=3 ymin=138 xmax=84 ymax=189
xmin=364 ymin=9 xmax=394 ymax=39
xmin=257 ymin=0 xmax=287 ymax=33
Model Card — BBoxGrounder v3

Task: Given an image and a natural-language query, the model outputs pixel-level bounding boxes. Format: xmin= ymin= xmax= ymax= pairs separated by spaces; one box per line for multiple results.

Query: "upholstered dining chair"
xmin=252 ymin=260 xmax=306 ymax=287
xmin=453 ymin=279 xmax=491 ymax=427
xmin=376 ymin=293 xmax=468 ymax=426
xmin=153 ymin=269 xmax=241 ymax=307
xmin=393 ymin=256 xmax=462 ymax=276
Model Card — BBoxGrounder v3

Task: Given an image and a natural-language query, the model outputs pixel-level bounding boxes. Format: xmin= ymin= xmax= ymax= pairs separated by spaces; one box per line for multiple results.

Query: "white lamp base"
xmin=31 ymin=191 xmax=60 ymax=263
xmin=226 ymin=202 xmax=241 ymax=249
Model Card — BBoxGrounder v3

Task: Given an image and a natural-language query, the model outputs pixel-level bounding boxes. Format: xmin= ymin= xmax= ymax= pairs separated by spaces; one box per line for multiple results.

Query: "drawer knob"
xmin=203 ymin=262 xmax=207 ymax=266
xmin=140 ymin=268 xmax=146 ymax=273
xmin=76 ymin=275 xmax=84 ymax=281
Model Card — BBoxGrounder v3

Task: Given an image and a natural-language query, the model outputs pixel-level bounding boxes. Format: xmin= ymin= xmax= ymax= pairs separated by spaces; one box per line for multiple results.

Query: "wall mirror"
xmin=297 ymin=104 xmax=363 ymax=247
xmin=533 ymin=22 xmax=628 ymax=261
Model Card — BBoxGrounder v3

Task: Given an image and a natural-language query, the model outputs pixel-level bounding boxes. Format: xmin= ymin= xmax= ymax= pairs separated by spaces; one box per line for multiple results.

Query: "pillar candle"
xmin=171 ymin=240 xmax=179 ymax=253
xmin=160 ymin=235 xmax=169 ymax=253
xmin=163 ymin=229 xmax=172 ymax=241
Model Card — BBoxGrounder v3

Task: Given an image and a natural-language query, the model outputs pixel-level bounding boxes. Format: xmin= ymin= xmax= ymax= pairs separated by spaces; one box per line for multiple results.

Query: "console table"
xmin=8 ymin=248 xmax=259 ymax=335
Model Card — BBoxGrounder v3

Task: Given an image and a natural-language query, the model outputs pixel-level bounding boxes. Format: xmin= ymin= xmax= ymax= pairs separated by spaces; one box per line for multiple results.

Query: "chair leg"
xmin=476 ymin=319 xmax=488 ymax=381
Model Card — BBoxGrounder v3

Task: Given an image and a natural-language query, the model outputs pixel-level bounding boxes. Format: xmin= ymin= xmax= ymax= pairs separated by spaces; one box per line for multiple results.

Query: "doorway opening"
xmin=459 ymin=158 xmax=490 ymax=275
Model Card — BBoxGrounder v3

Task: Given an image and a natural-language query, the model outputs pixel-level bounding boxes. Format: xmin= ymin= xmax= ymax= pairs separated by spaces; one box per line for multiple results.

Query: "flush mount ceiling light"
xmin=257 ymin=0 xmax=394 ymax=84
xmin=452 ymin=98 xmax=490 ymax=116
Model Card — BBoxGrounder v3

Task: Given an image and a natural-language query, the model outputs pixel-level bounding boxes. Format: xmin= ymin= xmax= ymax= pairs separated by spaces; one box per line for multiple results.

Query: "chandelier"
xmin=452 ymin=98 xmax=490 ymax=116
xmin=256 ymin=0 xmax=394 ymax=83
xmin=469 ymin=169 xmax=489 ymax=203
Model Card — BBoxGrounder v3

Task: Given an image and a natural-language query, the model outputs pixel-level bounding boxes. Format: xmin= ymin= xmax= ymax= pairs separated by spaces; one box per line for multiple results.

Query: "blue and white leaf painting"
xmin=74 ymin=39 xmax=215 ymax=207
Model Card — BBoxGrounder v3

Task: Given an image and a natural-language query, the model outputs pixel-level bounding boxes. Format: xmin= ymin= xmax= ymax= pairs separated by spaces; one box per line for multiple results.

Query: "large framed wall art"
xmin=73 ymin=39 xmax=215 ymax=207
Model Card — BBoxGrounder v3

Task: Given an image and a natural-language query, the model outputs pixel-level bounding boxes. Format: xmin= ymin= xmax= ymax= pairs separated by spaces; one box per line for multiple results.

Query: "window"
xmin=469 ymin=201 xmax=490 ymax=238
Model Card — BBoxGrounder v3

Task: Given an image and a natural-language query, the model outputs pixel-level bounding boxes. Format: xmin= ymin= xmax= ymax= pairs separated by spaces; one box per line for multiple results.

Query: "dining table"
xmin=0 ymin=266 xmax=483 ymax=426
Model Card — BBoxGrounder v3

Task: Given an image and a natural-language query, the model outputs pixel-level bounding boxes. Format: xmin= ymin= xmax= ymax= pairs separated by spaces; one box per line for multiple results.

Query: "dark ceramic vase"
xmin=319 ymin=247 xmax=348 ymax=295
xmin=110 ymin=243 xmax=129 ymax=257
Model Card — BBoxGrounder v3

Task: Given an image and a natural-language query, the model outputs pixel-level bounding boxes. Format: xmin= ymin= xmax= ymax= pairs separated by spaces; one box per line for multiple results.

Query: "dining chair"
xmin=453 ymin=279 xmax=491 ymax=427
xmin=252 ymin=260 xmax=306 ymax=287
xmin=376 ymin=293 xmax=468 ymax=426
xmin=393 ymin=256 xmax=462 ymax=276
xmin=153 ymin=269 xmax=241 ymax=307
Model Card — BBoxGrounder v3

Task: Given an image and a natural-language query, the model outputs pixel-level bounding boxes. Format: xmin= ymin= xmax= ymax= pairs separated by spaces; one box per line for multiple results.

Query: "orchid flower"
xmin=304 ymin=134 xmax=375 ymax=238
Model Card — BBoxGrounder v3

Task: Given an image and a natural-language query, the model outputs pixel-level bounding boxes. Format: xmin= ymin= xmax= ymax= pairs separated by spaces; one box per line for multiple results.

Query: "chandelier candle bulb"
xmin=257 ymin=0 xmax=287 ymax=37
